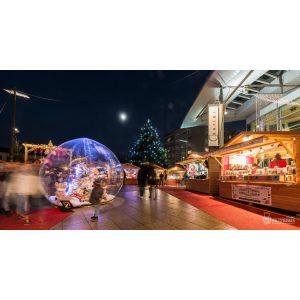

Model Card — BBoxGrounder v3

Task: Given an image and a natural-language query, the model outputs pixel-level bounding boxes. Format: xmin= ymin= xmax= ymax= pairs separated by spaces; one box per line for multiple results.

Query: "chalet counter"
xmin=166 ymin=179 xmax=184 ymax=186
xmin=204 ymin=131 xmax=300 ymax=214
xmin=219 ymin=180 xmax=300 ymax=213
xmin=185 ymin=156 xmax=220 ymax=195
xmin=125 ymin=178 xmax=138 ymax=185
xmin=186 ymin=179 xmax=210 ymax=194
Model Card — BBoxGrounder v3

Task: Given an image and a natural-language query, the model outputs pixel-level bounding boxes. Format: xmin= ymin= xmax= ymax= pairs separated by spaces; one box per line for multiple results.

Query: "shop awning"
xmin=204 ymin=131 xmax=299 ymax=157
xmin=186 ymin=152 xmax=206 ymax=160
xmin=121 ymin=163 xmax=140 ymax=170
xmin=153 ymin=164 xmax=166 ymax=171
xmin=167 ymin=166 xmax=186 ymax=172
xmin=176 ymin=152 xmax=206 ymax=165
xmin=176 ymin=158 xmax=200 ymax=165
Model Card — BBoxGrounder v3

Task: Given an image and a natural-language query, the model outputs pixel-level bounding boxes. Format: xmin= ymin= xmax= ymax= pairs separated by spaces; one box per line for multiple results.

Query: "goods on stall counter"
xmin=187 ymin=161 xmax=208 ymax=179
xmin=124 ymin=169 xmax=138 ymax=179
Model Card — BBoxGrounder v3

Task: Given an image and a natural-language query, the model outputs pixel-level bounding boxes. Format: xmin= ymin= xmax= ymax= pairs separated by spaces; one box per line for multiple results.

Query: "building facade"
xmin=164 ymin=126 xmax=236 ymax=166
xmin=181 ymin=70 xmax=300 ymax=136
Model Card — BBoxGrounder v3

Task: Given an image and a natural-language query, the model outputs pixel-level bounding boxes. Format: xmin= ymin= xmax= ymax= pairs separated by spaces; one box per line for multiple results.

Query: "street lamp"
xmin=15 ymin=128 xmax=20 ymax=134
xmin=179 ymin=139 xmax=188 ymax=160
xmin=4 ymin=88 xmax=29 ymax=161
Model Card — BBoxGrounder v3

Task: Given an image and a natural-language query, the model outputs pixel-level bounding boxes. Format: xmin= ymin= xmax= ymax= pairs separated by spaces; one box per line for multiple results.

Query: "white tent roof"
xmin=181 ymin=70 xmax=300 ymax=128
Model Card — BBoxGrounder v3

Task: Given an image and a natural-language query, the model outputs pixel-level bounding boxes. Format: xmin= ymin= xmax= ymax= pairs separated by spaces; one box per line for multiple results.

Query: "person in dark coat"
xmin=147 ymin=166 xmax=157 ymax=200
xmin=159 ymin=173 xmax=164 ymax=186
xmin=164 ymin=171 xmax=168 ymax=185
xmin=89 ymin=180 xmax=104 ymax=222
xmin=138 ymin=166 xmax=148 ymax=198
xmin=123 ymin=170 xmax=126 ymax=185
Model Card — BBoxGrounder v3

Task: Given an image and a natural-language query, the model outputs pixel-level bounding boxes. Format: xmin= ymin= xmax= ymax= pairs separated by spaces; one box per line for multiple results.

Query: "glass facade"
xmin=249 ymin=97 xmax=300 ymax=132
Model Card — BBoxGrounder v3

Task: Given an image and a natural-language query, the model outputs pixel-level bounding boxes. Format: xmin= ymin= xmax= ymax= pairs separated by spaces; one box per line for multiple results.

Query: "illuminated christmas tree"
xmin=129 ymin=120 xmax=169 ymax=168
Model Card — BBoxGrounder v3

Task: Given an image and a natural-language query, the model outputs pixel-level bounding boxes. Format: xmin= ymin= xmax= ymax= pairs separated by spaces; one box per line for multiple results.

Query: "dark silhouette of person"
xmin=123 ymin=170 xmax=126 ymax=185
xmin=159 ymin=172 xmax=164 ymax=186
xmin=138 ymin=166 xmax=148 ymax=198
xmin=164 ymin=171 xmax=168 ymax=185
xmin=147 ymin=166 xmax=157 ymax=200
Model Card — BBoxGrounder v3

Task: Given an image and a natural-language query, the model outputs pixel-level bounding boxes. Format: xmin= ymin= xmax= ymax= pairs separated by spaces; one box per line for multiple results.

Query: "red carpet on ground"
xmin=0 ymin=208 xmax=73 ymax=230
xmin=158 ymin=187 xmax=300 ymax=230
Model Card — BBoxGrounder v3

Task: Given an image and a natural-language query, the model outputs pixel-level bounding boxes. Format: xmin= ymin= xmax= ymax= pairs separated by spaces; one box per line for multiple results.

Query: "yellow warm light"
xmin=4 ymin=89 xmax=30 ymax=99
xmin=243 ymin=135 xmax=252 ymax=142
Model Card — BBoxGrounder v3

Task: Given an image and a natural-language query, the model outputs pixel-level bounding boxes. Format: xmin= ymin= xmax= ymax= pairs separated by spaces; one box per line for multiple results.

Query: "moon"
xmin=120 ymin=113 xmax=126 ymax=121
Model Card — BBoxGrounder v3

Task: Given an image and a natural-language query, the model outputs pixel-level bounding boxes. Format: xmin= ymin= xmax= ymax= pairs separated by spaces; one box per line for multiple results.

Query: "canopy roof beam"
xmin=230 ymin=100 xmax=243 ymax=105
xmin=255 ymin=79 xmax=270 ymax=84
xmin=265 ymin=72 xmax=278 ymax=79
xmin=238 ymin=94 xmax=251 ymax=100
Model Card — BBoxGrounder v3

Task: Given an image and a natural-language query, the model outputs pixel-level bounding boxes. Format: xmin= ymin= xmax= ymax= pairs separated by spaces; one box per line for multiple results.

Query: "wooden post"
xmin=9 ymin=87 xmax=17 ymax=162
xmin=295 ymin=137 xmax=300 ymax=217
xmin=280 ymin=142 xmax=294 ymax=159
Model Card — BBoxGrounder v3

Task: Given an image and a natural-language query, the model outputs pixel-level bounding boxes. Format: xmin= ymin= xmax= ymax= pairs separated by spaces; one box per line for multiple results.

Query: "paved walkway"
xmin=50 ymin=186 xmax=237 ymax=230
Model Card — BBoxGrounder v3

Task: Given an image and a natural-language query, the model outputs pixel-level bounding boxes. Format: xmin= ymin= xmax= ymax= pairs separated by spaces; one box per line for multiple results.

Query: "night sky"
xmin=0 ymin=71 xmax=245 ymax=155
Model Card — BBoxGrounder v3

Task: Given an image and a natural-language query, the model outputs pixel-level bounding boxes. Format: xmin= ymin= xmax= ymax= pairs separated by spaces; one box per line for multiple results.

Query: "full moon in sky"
xmin=120 ymin=113 xmax=126 ymax=121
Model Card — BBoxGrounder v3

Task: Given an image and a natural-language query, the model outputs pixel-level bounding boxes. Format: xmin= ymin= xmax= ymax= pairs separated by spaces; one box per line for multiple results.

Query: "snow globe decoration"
xmin=39 ymin=138 xmax=123 ymax=207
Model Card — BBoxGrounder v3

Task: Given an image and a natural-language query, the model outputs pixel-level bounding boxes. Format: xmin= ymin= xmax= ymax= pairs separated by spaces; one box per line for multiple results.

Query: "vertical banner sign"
xmin=208 ymin=105 xmax=219 ymax=146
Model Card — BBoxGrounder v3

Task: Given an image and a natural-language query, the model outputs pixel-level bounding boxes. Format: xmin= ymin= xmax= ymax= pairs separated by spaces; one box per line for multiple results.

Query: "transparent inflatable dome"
xmin=39 ymin=138 xmax=123 ymax=207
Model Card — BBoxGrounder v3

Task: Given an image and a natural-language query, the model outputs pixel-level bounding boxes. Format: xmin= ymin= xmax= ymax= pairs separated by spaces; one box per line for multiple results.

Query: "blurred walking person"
xmin=159 ymin=172 xmax=164 ymax=186
xmin=147 ymin=166 xmax=157 ymax=200
xmin=138 ymin=166 xmax=147 ymax=198
xmin=164 ymin=171 xmax=168 ymax=186
xmin=12 ymin=164 xmax=31 ymax=225
xmin=123 ymin=170 xmax=126 ymax=186
xmin=1 ymin=164 xmax=14 ymax=217
xmin=27 ymin=164 xmax=44 ymax=225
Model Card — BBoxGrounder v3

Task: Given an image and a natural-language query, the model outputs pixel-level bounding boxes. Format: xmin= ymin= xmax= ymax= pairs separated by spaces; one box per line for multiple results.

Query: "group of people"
xmin=137 ymin=165 xmax=163 ymax=199
xmin=0 ymin=163 xmax=42 ymax=225
xmin=158 ymin=171 xmax=168 ymax=186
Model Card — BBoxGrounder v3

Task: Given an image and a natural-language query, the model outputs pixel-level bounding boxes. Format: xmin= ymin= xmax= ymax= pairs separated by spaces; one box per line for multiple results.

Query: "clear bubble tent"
xmin=39 ymin=138 xmax=123 ymax=207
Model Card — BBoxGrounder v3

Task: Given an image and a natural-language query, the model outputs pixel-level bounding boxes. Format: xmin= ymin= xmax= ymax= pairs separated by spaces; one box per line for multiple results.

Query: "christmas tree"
xmin=129 ymin=120 xmax=169 ymax=168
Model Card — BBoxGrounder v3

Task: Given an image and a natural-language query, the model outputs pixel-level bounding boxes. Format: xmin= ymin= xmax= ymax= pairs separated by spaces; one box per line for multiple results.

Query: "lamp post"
xmin=4 ymin=88 xmax=29 ymax=161
xmin=179 ymin=139 xmax=188 ymax=160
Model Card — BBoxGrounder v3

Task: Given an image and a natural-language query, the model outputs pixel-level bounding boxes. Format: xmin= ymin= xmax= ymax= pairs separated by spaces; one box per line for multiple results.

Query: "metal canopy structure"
xmin=181 ymin=70 xmax=300 ymax=129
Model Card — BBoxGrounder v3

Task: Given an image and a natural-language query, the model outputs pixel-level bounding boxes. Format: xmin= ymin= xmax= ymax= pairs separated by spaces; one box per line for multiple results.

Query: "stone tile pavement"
xmin=50 ymin=186 xmax=238 ymax=230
